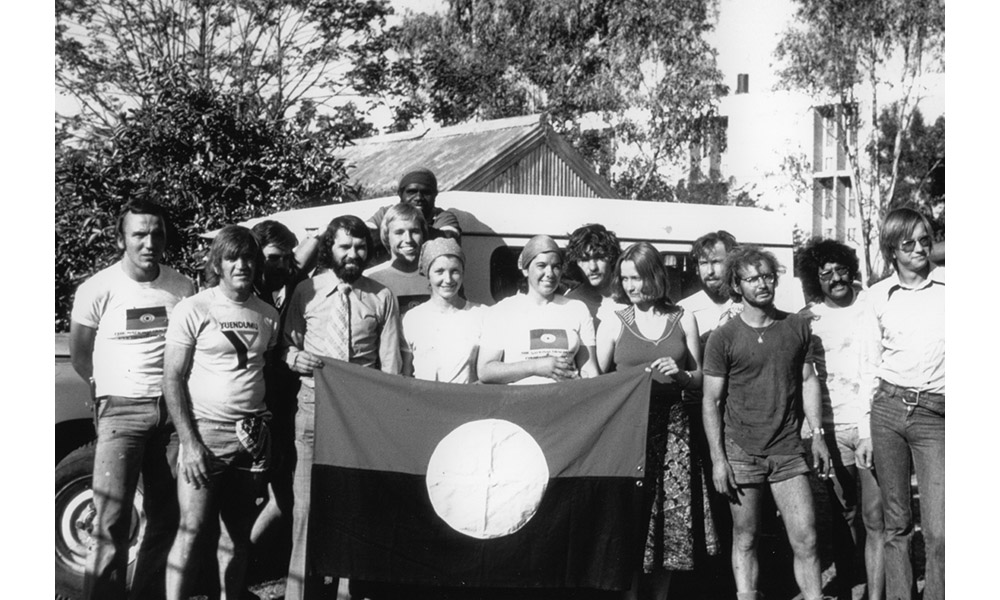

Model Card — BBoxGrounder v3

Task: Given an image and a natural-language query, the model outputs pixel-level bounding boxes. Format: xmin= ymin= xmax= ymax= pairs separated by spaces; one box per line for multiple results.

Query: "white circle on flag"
xmin=540 ymin=333 xmax=557 ymax=344
xmin=426 ymin=419 xmax=549 ymax=540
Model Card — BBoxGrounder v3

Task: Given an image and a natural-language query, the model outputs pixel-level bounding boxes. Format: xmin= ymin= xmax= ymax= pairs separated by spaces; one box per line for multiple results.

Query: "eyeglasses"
xmin=897 ymin=236 xmax=932 ymax=253
xmin=818 ymin=266 xmax=850 ymax=282
xmin=738 ymin=273 xmax=776 ymax=286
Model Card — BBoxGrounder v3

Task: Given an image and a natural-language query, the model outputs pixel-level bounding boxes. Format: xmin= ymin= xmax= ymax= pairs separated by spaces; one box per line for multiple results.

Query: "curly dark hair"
xmin=796 ymin=238 xmax=859 ymax=303
xmin=316 ymin=215 xmax=374 ymax=271
xmin=564 ymin=224 xmax=621 ymax=283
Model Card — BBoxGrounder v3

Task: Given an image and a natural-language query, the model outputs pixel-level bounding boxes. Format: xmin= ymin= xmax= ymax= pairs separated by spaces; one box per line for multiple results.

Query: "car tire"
xmin=55 ymin=442 xmax=146 ymax=600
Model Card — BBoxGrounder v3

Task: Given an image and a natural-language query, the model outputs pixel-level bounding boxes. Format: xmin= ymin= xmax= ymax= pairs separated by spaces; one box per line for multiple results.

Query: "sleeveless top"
xmin=612 ymin=304 xmax=688 ymax=400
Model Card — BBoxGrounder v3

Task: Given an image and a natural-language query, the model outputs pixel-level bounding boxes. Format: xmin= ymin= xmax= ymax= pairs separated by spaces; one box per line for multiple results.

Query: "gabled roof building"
xmin=338 ymin=113 xmax=619 ymax=200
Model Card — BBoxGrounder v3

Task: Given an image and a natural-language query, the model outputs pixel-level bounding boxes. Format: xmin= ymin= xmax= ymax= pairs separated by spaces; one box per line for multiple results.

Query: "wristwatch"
xmin=810 ymin=427 xmax=825 ymax=438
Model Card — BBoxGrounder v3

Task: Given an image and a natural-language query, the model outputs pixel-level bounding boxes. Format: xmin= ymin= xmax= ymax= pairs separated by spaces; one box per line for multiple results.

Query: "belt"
xmin=878 ymin=379 xmax=945 ymax=413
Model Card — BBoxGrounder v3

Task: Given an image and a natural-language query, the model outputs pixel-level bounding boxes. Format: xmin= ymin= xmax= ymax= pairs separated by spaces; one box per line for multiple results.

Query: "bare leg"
xmin=859 ymin=466 xmax=885 ymax=600
xmin=218 ymin=470 xmax=267 ymax=600
xmin=771 ymin=474 xmax=822 ymax=600
xmin=728 ymin=485 xmax=764 ymax=595
xmin=165 ymin=477 xmax=216 ymax=600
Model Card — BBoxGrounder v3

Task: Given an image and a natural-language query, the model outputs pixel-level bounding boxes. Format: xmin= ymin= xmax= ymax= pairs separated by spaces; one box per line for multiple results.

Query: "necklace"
xmin=742 ymin=318 xmax=777 ymax=343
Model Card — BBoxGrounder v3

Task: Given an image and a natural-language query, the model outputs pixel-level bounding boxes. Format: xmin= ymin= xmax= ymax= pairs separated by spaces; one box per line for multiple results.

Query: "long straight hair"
xmin=611 ymin=242 xmax=673 ymax=313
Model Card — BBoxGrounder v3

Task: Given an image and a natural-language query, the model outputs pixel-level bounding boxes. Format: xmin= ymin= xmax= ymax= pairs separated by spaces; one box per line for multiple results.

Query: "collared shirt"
xmin=860 ymin=266 xmax=945 ymax=436
xmin=282 ymin=270 xmax=401 ymax=379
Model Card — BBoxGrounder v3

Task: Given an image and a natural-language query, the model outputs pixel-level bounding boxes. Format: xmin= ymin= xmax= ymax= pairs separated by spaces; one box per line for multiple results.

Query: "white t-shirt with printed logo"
xmin=71 ymin=260 xmax=195 ymax=398
xmin=480 ymin=293 xmax=596 ymax=385
xmin=166 ymin=287 xmax=280 ymax=422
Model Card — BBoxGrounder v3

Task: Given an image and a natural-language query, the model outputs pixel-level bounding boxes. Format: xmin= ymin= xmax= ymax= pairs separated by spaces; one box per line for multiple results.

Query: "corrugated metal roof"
xmin=337 ymin=114 xmax=618 ymax=199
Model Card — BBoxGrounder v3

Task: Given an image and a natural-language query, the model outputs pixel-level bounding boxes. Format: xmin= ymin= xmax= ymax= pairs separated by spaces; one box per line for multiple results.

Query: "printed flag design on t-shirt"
xmin=527 ymin=328 xmax=569 ymax=359
xmin=125 ymin=306 xmax=168 ymax=331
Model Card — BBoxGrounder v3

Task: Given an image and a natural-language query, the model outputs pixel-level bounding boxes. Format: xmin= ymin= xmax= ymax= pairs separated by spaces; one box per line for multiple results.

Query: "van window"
xmin=490 ymin=246 xmax=703 ymax=304
xmin=490 ymin=246 xmax=524 ymax=302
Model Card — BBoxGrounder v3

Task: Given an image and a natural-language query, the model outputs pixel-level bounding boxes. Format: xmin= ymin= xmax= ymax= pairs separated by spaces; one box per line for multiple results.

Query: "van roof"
xmin=242 ymin=191 xmax=794 ymax=249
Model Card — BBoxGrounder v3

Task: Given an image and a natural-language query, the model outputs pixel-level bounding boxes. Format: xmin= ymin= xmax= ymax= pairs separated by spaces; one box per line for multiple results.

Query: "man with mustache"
xmin=70 ymin=199 xmax=195 ymax=600
xmin=679 ymin=230 xmax=742 ymax=347
xmin=280 ymin=215 xmax=401 ymax=600
xmin=796 ymin=238 xmax=885 ymax=600
xmin=701 ymin=246 xmax=830 ymax=600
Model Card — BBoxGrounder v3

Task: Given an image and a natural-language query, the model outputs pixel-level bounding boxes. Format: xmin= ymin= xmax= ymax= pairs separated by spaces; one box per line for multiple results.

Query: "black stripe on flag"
xmin=310 ymin=360 xmax=652 ymax=591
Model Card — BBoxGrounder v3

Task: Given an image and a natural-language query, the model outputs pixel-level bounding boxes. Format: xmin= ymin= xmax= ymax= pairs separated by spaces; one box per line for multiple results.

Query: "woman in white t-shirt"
xmin=478 ymin=235 xmax=599 ymax=385
xmin=402 ymin=237 xmax=485 ymax=383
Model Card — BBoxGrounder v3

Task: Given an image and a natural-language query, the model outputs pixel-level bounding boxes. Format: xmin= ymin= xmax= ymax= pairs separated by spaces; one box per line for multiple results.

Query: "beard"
xmin=702 ymin=277 xmax=728 ymax=302
xmin=741 ymin=289 xmax=775 ymax=310
xmin=333 ymin=257 xmax=363 ymax=283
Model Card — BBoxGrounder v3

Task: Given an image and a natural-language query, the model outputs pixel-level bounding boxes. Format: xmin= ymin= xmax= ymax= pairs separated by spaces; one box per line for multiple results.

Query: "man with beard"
xmin=702 ymin=246 xmax=831 ymax=600
xmin=365 ymin=203 xmax=431 ymax=315
xmin=797 ymin=238 xmax=884 ymax=600
xmin=563 ymin=223 xmax=623 ymax=327
xmin=862 ymin=207 xmax=944 ymax=600
xmin=679 ymin=230 xmax=742 ymax=347
xmin=281 ymin=215 xmax=401 ymax=600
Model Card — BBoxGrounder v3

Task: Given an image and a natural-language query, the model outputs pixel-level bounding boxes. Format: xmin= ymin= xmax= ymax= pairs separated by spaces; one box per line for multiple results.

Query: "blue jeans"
xmin=870 ymin=384 xmax=944 ymax=600
xmin=85 ymin=395 xmax=178 ymax=600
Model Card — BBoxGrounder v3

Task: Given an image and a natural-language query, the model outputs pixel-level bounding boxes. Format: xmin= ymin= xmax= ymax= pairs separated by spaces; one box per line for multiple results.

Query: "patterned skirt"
xmin=642 ymin=393 xmax=721 ymax=572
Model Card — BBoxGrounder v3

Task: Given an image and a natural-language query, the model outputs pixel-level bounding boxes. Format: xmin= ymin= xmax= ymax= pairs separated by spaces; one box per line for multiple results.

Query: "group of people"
xmin=69 ymin=166 xmax=944 ymax=600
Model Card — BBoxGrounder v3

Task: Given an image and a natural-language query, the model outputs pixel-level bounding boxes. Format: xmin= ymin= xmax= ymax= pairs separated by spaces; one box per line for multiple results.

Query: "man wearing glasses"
xmin=701 ymin=246 xmax=830 ymax=600
xmin=797 ymin=239 xmax=885 ymax=600
xmin=861 ymin=207 xmax=944 ymax=600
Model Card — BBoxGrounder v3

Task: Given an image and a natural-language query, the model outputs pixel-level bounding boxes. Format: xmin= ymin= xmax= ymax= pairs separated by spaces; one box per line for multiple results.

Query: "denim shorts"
xmin=799 ymin=426 xmax=861 ymax=469
xmin=195 ymin=417 xmax=271 ymax=477
xmin=725 ymin=435 xmax=810 ymax=485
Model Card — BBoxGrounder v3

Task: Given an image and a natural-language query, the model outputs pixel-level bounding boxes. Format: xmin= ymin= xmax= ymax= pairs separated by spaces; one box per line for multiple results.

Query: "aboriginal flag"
xmin=125 ymin=306 xmax=167 ymax=331
xmin=309 ymin=360 xmax=652 ymax=590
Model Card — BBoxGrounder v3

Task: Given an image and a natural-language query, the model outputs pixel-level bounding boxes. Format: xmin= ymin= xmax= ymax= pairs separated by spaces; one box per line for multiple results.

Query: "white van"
xmin=244 ymin=191 xmax=804 ymax=311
